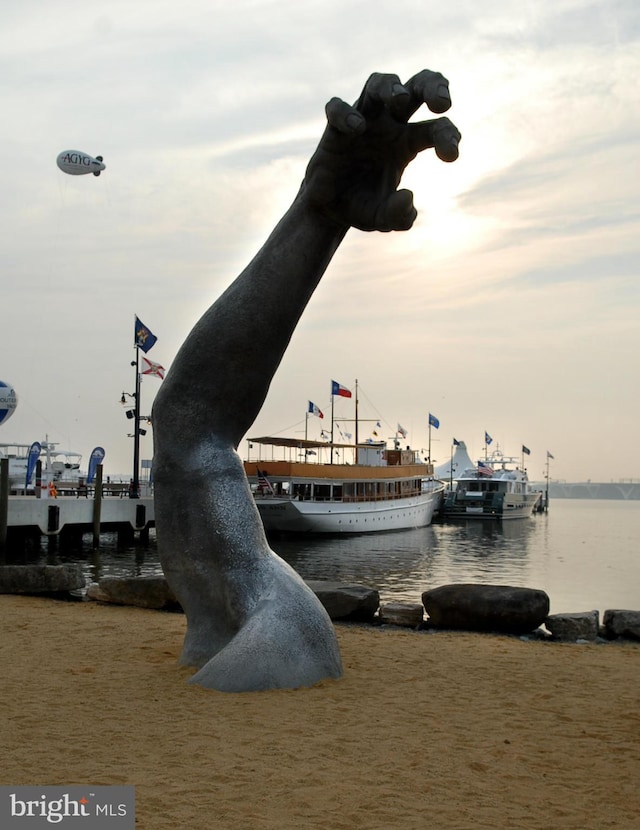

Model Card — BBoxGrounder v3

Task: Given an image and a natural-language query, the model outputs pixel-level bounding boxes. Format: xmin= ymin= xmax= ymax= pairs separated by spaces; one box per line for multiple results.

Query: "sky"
xmin=1 ymin=0 xmax=638 ymax=483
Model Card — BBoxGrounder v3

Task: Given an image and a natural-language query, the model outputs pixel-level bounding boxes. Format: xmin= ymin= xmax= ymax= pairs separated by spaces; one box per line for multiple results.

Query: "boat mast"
xmin=354 ymin=378 xmax=359 ymax=448
xmin=330 ymin=391 xmax=334 ymax=460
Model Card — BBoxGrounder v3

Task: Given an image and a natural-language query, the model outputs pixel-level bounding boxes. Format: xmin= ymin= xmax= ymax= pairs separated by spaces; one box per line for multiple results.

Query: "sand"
xmin=1 ymin=595 xmax=639 ymax=830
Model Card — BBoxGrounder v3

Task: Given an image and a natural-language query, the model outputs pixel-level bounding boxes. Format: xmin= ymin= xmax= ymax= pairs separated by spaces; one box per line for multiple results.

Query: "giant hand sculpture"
xmin=152 ymin=70 xmax=460 ymax=692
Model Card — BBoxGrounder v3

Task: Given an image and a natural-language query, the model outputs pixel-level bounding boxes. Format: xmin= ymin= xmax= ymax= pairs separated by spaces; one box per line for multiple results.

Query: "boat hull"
xmin=255 ymin=489 xmax=443 ymax=534
xmin=441 ymin=491 xmax=541 ymax=521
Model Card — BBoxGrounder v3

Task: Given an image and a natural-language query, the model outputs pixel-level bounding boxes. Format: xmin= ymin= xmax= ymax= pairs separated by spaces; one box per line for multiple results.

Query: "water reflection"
xmin=273 ymin=527 xmax=439 ymax=603
xmin=272 ymin=519 xmax=539 ymax=602
xmin=4 ymin=503 xmax=638 ymax=612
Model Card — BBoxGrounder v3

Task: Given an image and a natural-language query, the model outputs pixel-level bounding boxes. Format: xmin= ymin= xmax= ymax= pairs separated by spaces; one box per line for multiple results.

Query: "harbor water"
xmin=8 ymin=499 xmax=640 ymax=615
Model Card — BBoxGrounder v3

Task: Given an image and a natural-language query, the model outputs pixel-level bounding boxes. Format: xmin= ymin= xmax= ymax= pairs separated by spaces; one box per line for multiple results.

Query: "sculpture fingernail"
xmin=438 ymin=84 xmax=451 ymax=103
xmin=346 ymin=113 xmax=365 ymax=132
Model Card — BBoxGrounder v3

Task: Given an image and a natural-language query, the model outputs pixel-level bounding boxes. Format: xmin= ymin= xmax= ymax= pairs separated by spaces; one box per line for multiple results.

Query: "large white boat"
xmin=440 ymin=448 xmax=542 ymax=521
xmin=244 ymin=437 xmax=445 ymax=534
xmin=0 ymin=440 xmax=84 ymax=491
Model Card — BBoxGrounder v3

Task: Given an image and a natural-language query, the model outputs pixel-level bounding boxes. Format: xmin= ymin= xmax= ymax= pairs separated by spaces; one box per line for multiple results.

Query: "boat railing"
xmin=254 ymin=486 xmax=424 ymax=503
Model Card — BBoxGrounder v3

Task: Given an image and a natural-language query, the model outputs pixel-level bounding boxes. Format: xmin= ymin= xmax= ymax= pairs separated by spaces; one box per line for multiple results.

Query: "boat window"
xmin=344 ymin=483 xmax=356 ymax=501
xmin=314 ymin=484 xmax=331 ymax=502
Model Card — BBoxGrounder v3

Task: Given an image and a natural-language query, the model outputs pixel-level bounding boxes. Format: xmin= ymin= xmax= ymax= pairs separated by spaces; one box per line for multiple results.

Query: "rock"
xmin=0 ymin=564 xmax=85 ymax=595
xmin=87 ymin=576 xmax=181 ymax=611
xmin=545 ymin=611 xmax=599 ymax=642
xmin=378 ymin=601 xmax=424 ymax=628
xmin=422 ymin=583 xmax=550 ymax=635
xmin=602 ymin=609 xmax=640 ymax=641
xmin=306 ymin=581 xmax=379 ymax=622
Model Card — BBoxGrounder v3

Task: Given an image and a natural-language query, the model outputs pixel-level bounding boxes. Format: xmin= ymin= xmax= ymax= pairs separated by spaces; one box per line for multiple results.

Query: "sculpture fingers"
xmin=401 ymin=69 xmax=453 ymax=118
xmin=325 ymin=97 xmax=366 ymax=135
xmin=407 ymin=117 xmax=461 ymax=163
xmin=375 ymin=189 xmax=417 ymax=231
xmin=355 ymin=72 xmax=410 ymax=119
xmin=349 ymin=188 xmax=417 ymax=232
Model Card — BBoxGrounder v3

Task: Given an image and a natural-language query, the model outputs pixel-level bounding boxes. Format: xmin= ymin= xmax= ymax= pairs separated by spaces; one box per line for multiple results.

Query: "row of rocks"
xmin=2 ymin=565 xmax=639 ymax=643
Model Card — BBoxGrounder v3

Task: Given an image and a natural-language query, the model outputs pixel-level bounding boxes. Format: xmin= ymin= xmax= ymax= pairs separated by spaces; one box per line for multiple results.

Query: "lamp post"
xmin=121 ymin=351 xmax=142 ymax=498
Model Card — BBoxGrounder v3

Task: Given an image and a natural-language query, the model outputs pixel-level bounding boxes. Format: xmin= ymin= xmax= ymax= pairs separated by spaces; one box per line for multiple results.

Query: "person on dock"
xmin=152 ymin=69 xmax=461 ymax=692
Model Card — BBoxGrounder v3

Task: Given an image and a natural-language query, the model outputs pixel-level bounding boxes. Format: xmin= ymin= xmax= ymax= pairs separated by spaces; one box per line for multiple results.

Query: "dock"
xmin=0 ymin=459 xmax=154 ymax=550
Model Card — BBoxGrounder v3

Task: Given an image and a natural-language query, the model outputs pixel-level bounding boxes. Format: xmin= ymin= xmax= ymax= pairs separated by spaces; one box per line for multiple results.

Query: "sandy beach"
xmin=2 ymin=594 xmax=639 ymax=829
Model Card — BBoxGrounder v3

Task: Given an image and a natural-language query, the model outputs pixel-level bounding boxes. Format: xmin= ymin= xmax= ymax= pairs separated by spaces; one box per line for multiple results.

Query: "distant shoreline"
xmin=530 ymin=482 xmax=640 ymax=500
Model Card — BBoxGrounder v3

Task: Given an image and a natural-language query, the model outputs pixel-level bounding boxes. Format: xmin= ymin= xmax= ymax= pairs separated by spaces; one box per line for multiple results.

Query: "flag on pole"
xmin=87 ymin=447 xmax=106 ymax=484
xmin=547 ymin=451 xmax=555 ymax=460
xmin=134 ymin=316 xmax=157 ymax=353
xmin=331 ymin=380 xmax=352 ymax=398
xmin=453 ymin=437 xmax=460 ymax=446
xmin=522 ymin=445 xmax=531 ymax=455
xmin=397 ymin=423 xmax=408 ymax=439
xmin=25 ymin=442 xmax=42 ymax=487
xmin=256 ymin=468 xmax=274 ymax=493
xmin=477 ymin=461 xmax=493 ymax=477
xmin=485 ymin=431 xmax=493 ymax=445
xmin=428 ymin=413 xmax=440 ymax=429
xmin=308 ymin=401 xmax=324 ymax=419
xmin=141 ymin=356 xmax=166 ymax=380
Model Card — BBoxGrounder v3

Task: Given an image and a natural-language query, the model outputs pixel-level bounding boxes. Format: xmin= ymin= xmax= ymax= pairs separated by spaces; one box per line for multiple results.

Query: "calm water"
xmin=14 ymin=499 xmax=640 ymax=614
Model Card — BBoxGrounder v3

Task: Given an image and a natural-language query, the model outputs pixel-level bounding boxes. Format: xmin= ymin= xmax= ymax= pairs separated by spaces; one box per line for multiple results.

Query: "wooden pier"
xmin=0 ymin=459 xmax=154 ymax=550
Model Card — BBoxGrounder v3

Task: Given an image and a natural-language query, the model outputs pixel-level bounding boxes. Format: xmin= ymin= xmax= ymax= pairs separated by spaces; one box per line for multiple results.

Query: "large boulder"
xmin=602 ymin=609 xmax=640 ymax=641
xmin=87 ymin=576 xmax=181 ymax=611
xmin=0 ymin=564 xmax=85 ymax=595
xmin=422 ymin=583 xmax=550 ymax=635
xmin=545 ymin=610 xmax=599 ymax=641
xmin=306 ymin=581 xmax=379 ymax=622
xmin=378 ymin=601 xmax=424 ymax=628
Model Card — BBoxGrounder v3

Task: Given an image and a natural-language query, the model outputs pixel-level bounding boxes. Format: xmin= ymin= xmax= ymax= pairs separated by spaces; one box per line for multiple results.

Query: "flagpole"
xmin=131 ymin=346 xmax=141 ymax=498
xmin=354 ymin=378 xmax=359 ymax=448
xmin=330 ymin=389 xmax=335 ymax=463
xmin=428 ymin=419 xmax=431 ymax=463
xmin=545 ymin=453 xmax=552 ymax=512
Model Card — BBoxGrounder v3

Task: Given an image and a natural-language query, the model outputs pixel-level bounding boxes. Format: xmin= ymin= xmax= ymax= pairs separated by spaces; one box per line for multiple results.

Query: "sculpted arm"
xmin=152 ymin=70 xmax=460 ymax=691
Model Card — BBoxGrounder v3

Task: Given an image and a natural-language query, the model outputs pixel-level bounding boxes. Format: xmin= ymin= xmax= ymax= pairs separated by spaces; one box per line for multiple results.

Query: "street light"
xmin=120 ymin=356 xmax=143 ymax=497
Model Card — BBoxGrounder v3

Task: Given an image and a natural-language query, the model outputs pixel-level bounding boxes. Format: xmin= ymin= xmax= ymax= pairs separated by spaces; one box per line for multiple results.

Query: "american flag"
xmin=256 ymin=468 xmax=274 ymax=493
xmin=477 ymin=461 xmax=493 ymax=477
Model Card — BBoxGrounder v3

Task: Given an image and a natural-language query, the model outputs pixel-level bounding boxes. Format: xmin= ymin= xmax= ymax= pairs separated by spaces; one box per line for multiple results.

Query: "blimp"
xmin=56 ymin=150 xmax=106 ymax=177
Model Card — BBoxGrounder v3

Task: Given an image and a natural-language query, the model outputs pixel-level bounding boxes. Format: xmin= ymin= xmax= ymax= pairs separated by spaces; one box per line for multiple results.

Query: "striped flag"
xmin=256 ymin=468 xmax=274 ymax=493
xmin=308 ymin=401 xmax=324 ymax=418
